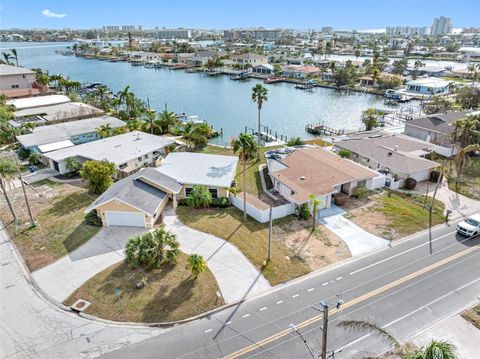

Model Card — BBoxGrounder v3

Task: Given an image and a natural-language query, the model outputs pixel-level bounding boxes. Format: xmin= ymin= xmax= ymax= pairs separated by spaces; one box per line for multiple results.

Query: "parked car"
xmin=456 ymin=214 xmax=480 ymax=237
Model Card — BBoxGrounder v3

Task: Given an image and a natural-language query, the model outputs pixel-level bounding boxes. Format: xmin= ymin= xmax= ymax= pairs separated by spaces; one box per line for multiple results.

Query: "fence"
xmin=371 ymin=173 xmax=387 ymax=189
xmin=230 ymin=194 xmax=295 ymax=223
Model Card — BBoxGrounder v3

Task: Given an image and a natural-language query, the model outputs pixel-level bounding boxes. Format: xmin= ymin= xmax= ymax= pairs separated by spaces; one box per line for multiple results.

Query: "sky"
xmin=0 ymin=0 xmax=478 ymax=30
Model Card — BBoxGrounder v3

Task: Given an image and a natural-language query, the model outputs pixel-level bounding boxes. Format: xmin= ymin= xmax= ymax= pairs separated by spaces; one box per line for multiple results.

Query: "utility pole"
xmin=14 ymin=156 xmax=35 ymax=227
xmin=321 ymin=302 xmax=329 ymax=359
xmin=268 ymin=206 xmax=273 ymax=262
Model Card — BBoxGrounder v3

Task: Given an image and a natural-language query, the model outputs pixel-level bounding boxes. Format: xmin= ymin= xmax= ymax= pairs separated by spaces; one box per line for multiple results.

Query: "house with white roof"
xmin=7 ymin=94 xmax=71 ymax=110
xmin=43 ymin=131 xmax=176 ymax=176
xmin=84 ymin=152 xmax=239 ymax=228
xmin=405 ymin=77 xmax=450 ymax=95
xmin=16 ymin=115 xmax=125 ymax=153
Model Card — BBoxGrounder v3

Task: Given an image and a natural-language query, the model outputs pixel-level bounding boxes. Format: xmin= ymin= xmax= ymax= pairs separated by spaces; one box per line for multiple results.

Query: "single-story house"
xmin=85 ymin=152 xmax=239 ymax=228
xmin=282 ymin=65 xmax=321 ymax=79
xmin=16 ymin=115 xmax=125 ymax=153
xmin=266 ymin=147 xmax=377 ymax=209
xmin=405 ymin=77 xmax=450 ymax=95
xmin=333 ymin=130 xmax=439 ymax=183
xmin=9 ymin=102 xmax=104 ymax=128
xmin=403 ymin=111 xmax=468 ymax=149
xmin=7 ymin=94 xmax=71 ymax=110
xmin=406 ymin=66 xmax=447 ymax=77
xmin=358 ymin=75 xmax=374 ymax=87
xmin=231 ymin=53 xmax=269 ymax=66
xmin=252 ymin=64 xmax=275 ymax=75
xmin=43 ymin=131 xmax=175 ymax=176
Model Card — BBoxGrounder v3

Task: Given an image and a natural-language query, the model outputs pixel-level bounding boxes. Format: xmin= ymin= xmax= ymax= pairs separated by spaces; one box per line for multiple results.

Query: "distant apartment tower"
xmin=224 ymin=29 xmax=281 ymax=41
xmin=103 ymin=26 xmax=120 ymax=33
xmin=157 ymin=28 xmax=192 ymax=39
xmin=321 ymin=27 xmax=333 ymax=34
xmin=385 ymin=26 xmax=430 ymax=36
xmin=431 ymin=16 xmax=453 ymax=36
xmin=122 ymin=25 xmax=137 ymax=32
xmin=463 ymin=27 xmax=480 ymax=34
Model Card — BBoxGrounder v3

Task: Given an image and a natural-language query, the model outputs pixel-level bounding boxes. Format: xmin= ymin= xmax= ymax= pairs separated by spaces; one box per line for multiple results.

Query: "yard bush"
xmin=333 ymin=193 xmax=349 ymax=206
xmin=298 ymin=203 xmax=311 ymax=220
xmin=430 ymin=170 xmax=442 ymax=183
xmin=28 ymin=152 xmax=41 ymax=165
xmin=352 ymin=187 xmax=368 ymax=198
xmin=211 ymin=197 xmax=229 ymax=208
xmin=287 ymin=137 xmax=304 ymax=146
xmin=187 ymin=185 xmax=213 ymax=208
xmin=404 ymin=177 xmax=417 ymax=190
xmin=337 ymin=149 xmax=352 ymax=159
xmin=178 ymin=198 xmax=188 ymax=206
xmin=17 ymin=147 xmax=30 ymax=160
xmin=84 ymin=210 xmax=102 ymax=226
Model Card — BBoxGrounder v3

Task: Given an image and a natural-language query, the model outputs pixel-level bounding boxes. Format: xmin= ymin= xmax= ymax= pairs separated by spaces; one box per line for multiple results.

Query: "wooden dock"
xmin=305 ymin=123 xmax=345 ymax=136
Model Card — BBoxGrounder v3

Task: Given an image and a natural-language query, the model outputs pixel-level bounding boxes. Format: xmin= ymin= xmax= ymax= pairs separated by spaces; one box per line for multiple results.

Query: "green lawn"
xmin=11 ymin=186 xmax=100 ymax=271
xmin=378 ymin=191 xmax=445 ymax=237
xmin=447 ymin=157 xmax=480 ymax=200
xmin=176 ymin=206 xmax=311 ymax=286
xmin=64 ymin=252 xmax=224 ymax=323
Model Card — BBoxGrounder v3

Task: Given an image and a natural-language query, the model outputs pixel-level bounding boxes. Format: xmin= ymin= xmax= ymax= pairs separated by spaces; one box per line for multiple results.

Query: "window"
xmin=119 ymin=163 xmax=127 ymax=170
xmin=11 ymin=85 xmax=19 ymax=89
xmin=357 ymin=180 xmax=366 ymax=188
xmin=209 ymin=188 xmax=218 ymax=198
xmin=185 ymin=187 xmax=193 ymax=197
xmin=144 ymin=154 xmax=149 ymax=159
xmin=137 ymin=157 xmax=142 ymax=162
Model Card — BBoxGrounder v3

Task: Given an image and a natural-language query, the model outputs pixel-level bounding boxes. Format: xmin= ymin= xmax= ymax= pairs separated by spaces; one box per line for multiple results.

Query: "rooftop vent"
xmin=300 ymin=176 xmax=306 ymax=180
xmin=394 ymin=145 xmax=399 ymax=151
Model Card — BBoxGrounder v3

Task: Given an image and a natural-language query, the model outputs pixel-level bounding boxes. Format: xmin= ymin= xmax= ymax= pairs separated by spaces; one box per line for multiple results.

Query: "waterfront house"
xmin=230 ymin=53 xmax=269 ymax=66
xmin=85 ymin=152 xmax=238 ymax=228
xmin=266 ymin=147 xmax=378 ymax=210
xmin=333 ymin=130 xmax=439 ymax=186
xmin=282 ymin=65 xmax=321 ymax=79
xmin=406 ymin=66 xmax=447 ymax=77
xmin=358 ymin=75 xmax=375 ymax=87
xmin=403 ymin=111 xmax=468 ymax=153
xmin=405 ymin=77 xmax=450 ymax=96
xmin=0 ymin=64 xmax=49 ymax=99
xmin=7 ymin=94 xmax=71 ymax=110
xmin=43 ymin=131 xmax=175 ymax=176
xmin=16 ymin=115 xmax=125 ymax=154
xmin=252 ymin=64 xmax=275 ymax=75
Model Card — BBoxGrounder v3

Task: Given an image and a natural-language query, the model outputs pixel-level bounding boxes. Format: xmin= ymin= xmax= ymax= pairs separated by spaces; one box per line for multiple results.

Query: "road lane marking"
xmin=349 ymin=230 xmax=458 ymax=275
xmin=242 ymin=314 xmax=250 ymax=318
xmin=220 ymin=244 xmax=479 ymax=359
xmin=259 ymin=307 xmax=267 ymax=311
xmin=204 ymin=329 xmax=212 ymax=334
xmin=307 ymin=288 xmax=315 ymax=292
xmin=276 ymin=300 xmax=284 ymax=304
xmin=292 ymin=294 xmax=299 ymax=298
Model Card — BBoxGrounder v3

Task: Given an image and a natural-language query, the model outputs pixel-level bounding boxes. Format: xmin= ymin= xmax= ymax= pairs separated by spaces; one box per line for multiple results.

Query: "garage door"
xmin=105 ymin=211 xmax=146 ymax=227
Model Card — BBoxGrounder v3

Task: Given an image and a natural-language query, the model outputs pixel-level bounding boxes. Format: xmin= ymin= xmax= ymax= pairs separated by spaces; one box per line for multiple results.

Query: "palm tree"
xmin=186 ymin=185 xmax=213 ymax=208
xmin=417 ymin=340 xmax=456 ymax=359
xmin=186 ymin=254 xmax=207 ymax=279
xmin=117 ymin=85 xmax=135 ymax=115
xmin=338 ymin=319 xmax=400 ymax=350
xmin=158 ymin=110 xmax=177 ymax=134
xmin=126 ymin=119 xmax=142 ymax=131
xmin=362 ymin=108 xmax=380 ymax=131
xmin=251 ymin=84 xmax=269 ymax=161
xmin=1 ymin=52 xmax=13 ymax=65
xmin=453 ymin=144 xmax=480 ymax=189
xmin=0 ymin=157 xmax=18 ymax=222
xmin=309 ymin=194 xmax=321 ymax=230
xmin=96 ymin=124 xmax=113 ymax=138
xmin=10 ymin=48 xmax=18 ymax=66
xmin=142 ymin=110 xmax=161 ymax=134
xmin=231 ymin=133 xmax=258 ymax=222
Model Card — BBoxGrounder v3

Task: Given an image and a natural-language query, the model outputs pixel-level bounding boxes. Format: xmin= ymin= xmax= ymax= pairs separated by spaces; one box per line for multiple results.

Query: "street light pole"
xmin=289 ymin=324 xmax=316 ymax=359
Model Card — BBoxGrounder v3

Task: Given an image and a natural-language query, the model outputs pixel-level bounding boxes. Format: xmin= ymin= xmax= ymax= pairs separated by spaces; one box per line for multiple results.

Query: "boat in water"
xmin=384 ymin=89 xmax=412 ymax=103
xmin=295 ymin=79 xmax=316 ymax=90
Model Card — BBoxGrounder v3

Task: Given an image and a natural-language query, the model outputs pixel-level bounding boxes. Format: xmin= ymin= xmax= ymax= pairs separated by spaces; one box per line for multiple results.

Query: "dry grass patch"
xmin=0 ymin=180 xmax=100 ymax=271
xmin=64 ymin=252 xmax=223 ymax=323
xmin=461 ymin=304 xmax=480 ymax=329
xmin=176 ymin=206 xmax=311 ymax=286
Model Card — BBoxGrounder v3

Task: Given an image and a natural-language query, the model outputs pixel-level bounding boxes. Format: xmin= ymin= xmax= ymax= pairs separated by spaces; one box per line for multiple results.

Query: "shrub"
xmin=352 ymin=187 xmax=368 ymax=198
xmin=211 ymin=197 xmax=229 ymax=208
xmin=430 ymin=170 xmax=441 ymax=183
xmin=178 ymin=198 xmax=189 ymax=206
xmin=28 ymin=152 xmax=41 ymax=165
xmin=17 ymin=147 xmax=31 ymax=160
xmin=333 ymin=192 xmax=349 ymax=206
xmin=287 ymin=137 xmax=304 ymax=146
xmin=187 ymin=185 xmax=213 ymax=208
xmin=298 ymin=203 xmax=310 ymax=220
xmin=337 ymin=149 xmax=352 ymax=159
xmin=404 ymin=177 xmax=417 ymax=190
xmin=84 ymin=210 xmax=102 ymax=226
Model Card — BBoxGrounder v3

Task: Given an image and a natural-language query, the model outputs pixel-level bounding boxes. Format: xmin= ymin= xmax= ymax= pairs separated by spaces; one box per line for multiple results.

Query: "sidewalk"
xmin=32 ymin=227 xmax=145 ymax=303
xmin=163 ymin=206 xmax=271 ymax=303
xmin=319 ymin=205 xmax=389 ymax=256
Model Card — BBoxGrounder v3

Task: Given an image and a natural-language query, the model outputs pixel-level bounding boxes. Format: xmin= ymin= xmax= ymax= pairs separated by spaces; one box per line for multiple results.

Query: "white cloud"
xmin=41 ymin=9 xmax=67 ymax=18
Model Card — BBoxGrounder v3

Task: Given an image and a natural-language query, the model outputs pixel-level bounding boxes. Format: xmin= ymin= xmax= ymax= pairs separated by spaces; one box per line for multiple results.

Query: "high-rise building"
xmin=223 ymin=28 xmax=282 ymax=41
xmin=385 ymin=26 xmax=430 ymax=36
xmin=430 ymin=17 xmax=453 ymax=36
xmin=121 ymin=25 xmax=137 ymax=32
xmin=103 ymin=26 xmax=120 ymax=33
xmin=321 ymin=27 xmax=333 ymax=34
xmin=157 ymin=28 xmax=192 ymax=39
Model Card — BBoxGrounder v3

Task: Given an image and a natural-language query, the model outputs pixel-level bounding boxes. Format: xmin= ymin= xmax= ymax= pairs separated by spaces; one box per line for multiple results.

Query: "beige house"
xmin=86 ymin=153 xmax=239 ymax=228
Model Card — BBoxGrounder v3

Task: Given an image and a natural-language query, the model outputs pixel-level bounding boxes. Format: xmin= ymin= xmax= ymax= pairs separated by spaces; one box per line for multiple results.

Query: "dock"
xmin=305 ymin=123 xmax=346 ymax=136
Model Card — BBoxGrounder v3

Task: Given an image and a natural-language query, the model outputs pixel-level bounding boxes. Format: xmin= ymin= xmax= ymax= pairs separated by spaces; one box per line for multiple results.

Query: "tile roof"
xmin=269 ymin=147 xmax=376 ymax=203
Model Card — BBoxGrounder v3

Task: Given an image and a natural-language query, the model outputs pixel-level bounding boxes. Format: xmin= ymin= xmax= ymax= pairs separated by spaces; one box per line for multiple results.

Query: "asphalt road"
xmin=102 ymin=221 xmax=480 ymax=359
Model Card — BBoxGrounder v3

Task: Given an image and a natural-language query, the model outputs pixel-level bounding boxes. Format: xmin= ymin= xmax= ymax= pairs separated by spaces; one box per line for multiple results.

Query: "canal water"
xmin=1 ymin=42 xmax=428 ymax=144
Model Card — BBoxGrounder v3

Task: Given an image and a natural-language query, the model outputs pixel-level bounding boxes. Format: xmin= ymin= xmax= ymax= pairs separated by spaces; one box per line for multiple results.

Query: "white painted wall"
xmin=230 ymin=195 xmax=295 ymax=223
xmin=409 ymin=169 xmax=430 ymax=182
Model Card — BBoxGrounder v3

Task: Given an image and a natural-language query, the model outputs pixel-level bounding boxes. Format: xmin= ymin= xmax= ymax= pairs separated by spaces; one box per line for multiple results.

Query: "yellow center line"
xmin=221 ymin=244 xmax=479 ymax=359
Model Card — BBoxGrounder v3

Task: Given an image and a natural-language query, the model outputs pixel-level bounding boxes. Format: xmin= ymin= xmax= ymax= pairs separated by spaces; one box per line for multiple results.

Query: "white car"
xmin=456 ymin=214 xmax=480 ymax=237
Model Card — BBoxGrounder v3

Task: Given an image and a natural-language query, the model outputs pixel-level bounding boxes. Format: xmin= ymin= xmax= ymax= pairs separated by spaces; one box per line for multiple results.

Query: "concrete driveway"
xmin=32 ymin=227 xmax=145 ymax=303
xmin=163 ymin=206 xmax=271 ymax=303
xmin=319 ymin=205 xmax=389 ymax=256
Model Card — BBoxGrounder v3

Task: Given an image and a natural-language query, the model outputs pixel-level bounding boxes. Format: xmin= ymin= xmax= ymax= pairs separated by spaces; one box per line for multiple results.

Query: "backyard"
xmin=176 ymin=206 xmax=350 ymax=285
xmin=341 ymin=190 xmax=446 ymax=238
xmin=446 ymin=156 xmax=480 ymax=200
xmin=64 ymin=252 xmax=223 ymax=323
xmin=0 ymin=180 xmax=100 ymax=271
